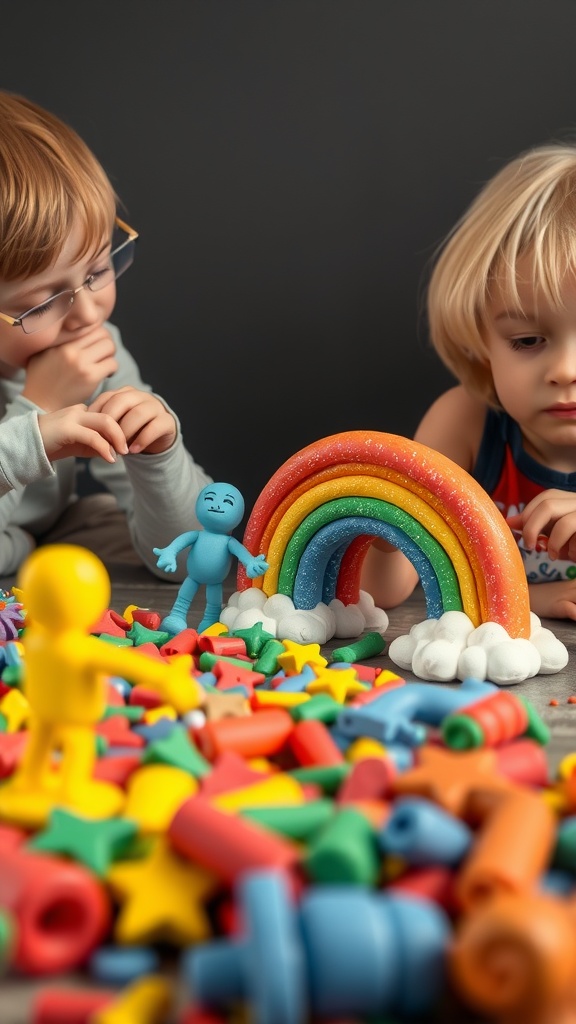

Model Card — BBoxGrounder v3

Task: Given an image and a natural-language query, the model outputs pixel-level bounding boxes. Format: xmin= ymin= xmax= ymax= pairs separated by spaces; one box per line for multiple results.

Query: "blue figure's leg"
xmin=198 ymin=582 xmax=224 ymax=633
xmin=160 ymin=576 xmax=200 ymax=635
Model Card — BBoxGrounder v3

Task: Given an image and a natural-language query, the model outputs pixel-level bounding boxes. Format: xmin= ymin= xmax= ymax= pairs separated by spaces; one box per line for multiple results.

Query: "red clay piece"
xmin=195 ymin=707 xmax=294 ymax=760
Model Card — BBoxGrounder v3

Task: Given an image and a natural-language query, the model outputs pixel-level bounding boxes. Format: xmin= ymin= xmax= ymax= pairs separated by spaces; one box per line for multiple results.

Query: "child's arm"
xmin=526 ymin=578 xmax=576 ymax=622
xmin=360 ymin=386 xmax=487 ymax=609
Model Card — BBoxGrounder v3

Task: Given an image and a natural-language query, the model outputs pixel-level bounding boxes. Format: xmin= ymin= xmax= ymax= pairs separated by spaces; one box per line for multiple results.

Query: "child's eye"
xmin=509 ymin=335 xmax=546 ymax=351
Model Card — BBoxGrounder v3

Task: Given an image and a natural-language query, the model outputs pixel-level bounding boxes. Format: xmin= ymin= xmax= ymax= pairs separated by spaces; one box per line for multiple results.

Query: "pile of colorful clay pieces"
xmin=2 ymin=592 xmax=576 ymax=1024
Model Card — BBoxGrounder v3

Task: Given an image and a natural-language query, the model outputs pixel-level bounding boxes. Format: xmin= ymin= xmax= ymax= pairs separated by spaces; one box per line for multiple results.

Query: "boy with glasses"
xmin=0 ymin=91 xmax=212 ymax=579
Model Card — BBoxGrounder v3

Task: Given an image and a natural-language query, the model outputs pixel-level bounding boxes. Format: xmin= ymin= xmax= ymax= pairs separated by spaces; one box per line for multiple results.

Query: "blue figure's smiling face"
xmin=196 ymin=483 xmax=245 ymax=534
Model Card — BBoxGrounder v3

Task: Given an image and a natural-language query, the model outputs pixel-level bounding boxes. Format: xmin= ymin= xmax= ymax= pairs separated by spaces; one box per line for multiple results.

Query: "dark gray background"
xmin=3 ymin=0 xmax=576 ymax=522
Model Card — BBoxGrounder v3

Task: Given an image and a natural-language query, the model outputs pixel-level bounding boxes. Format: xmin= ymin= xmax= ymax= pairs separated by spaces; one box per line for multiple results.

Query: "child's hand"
xmin=38 ymin=405 xmax=129 ymax=463
xmin=88 ymin=386 xmax=177 ymax=454
xmin=528 ymin=578 xmax=576 ymax=621
xmin=507 ymin=488 xmax=576 ymax=561
xmin=23 ymin=327 xmax=118 ymax=411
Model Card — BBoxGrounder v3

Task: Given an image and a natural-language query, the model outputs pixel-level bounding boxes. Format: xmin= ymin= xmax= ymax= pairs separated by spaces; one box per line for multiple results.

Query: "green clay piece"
xmin=142 ymin=724 xmax=211 ymax=778
xmin=241 ymin=798 xmax=335 ymax=841
xmin=0 ymin=909 xmax=15 ymax=974
xmin=331 ymin=631 xmax=387 ymax=663
xmin=126 ymin=621 xmax=172 ymax=648
xmin=101 ymin=704 xmax=146 ymax=722
xmin=441 ymin=713 xmax=485 ymax=750
xmin=290 ymin=693 xmax=342 ymax=725
xmin=95 ymin=734 xmax=108 ymax=756
xmin=304 ymin=806 xmax=380 ymax=885
xmin=253 ymin=638 xmax=287 ymax=676
xmin=519 ymin=695 xmax=550 ymax=745
xmin=98 ymin=634 xmax=134 ymax=647
xmin=0 ymin=712 xmax=7 ymax=733
xmin=198 ymin=651 xmax=257 ymax=672
xmin=231 ymin=622 xmax=275 ymax=658
xmin=290 ymin=763 xmax=351 ymax=795
xmin=27 ymin=807 xmax=138 ymax=877
xmin=1 ymin=666 xmax=22 ymax=687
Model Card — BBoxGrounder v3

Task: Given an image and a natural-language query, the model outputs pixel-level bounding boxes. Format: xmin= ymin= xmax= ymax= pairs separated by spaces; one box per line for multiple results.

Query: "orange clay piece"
xmin=450 ymin=890 xmax=576 ymax=1024
xmin=238 ymin=430 xmax=530 ymax=638
xmin=456 ymin=787 xmax=556 ymax=912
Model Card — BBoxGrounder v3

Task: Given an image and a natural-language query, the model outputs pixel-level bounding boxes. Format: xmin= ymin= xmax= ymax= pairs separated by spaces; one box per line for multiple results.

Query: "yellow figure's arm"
xmin=84 ymin=637 xmax=202 ymax=714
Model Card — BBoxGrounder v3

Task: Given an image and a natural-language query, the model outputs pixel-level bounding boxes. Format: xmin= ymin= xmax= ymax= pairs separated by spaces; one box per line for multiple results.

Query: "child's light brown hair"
xmin=427 ymin=142 xmax=576 ymax=407
xmin=0 ymin=91 xmax=117 ymax=280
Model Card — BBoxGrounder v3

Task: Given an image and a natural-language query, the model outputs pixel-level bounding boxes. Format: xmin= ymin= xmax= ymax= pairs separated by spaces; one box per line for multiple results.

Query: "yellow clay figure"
xmin=0 ymin=544 xmax=201 ymax=828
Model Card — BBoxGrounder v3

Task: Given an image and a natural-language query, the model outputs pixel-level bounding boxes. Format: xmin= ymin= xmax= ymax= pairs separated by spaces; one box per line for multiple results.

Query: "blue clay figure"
xmin=153 ymin=483 xmax=268 ymax=634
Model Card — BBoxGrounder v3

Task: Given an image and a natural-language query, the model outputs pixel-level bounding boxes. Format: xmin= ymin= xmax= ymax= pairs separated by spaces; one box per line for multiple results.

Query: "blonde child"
xmin=361 ymin=142 xmax=576 ymax=621
xmin=0 ymin=91 xmax=211 ymax=579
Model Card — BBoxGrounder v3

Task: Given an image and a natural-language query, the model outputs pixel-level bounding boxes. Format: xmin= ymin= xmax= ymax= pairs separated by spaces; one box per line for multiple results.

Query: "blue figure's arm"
xmin=153 ymin=531 xmax=199 ymax=574
xmin=227 ymin=538 xmax=269 ymax=579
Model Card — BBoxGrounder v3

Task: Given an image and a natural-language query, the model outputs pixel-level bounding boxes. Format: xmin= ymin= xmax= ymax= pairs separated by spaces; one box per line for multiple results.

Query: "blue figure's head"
xmin=196 ymin=483 xmax=245 ymax=535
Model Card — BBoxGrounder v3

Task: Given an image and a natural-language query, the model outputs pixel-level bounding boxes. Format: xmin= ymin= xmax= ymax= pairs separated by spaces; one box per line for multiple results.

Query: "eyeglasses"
xmin=0 ymin=217 xmax=138 ymax=336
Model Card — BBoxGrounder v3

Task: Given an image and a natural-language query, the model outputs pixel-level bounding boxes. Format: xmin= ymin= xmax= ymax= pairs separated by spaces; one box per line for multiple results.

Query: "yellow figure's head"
xmin=18 ymin=544 xmax=110 ymax=631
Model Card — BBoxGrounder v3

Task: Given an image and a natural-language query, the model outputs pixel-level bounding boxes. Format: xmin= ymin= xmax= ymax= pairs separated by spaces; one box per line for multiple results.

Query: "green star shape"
xmin=142 ymin=724 xmax=211 ymax=779
xmin=126 ymin=621 xmax=172 ymax=647
xmin=231 ymin=621 xmax=276 ymax=658
xmin=27 ymin=807 xmax=138 ymax=877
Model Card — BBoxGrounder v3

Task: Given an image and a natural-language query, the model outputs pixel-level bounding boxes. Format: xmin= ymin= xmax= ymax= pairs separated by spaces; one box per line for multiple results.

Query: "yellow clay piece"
xmin=200 ymin=621 xmax=228 ymax=636
xmin=306 ymin=666 xmax=367 ymax=704
xmin=251 ymin=689 xmax=310 ymax=707
xmin=124 ymin=764 xmax=198 ymax=834
xmin=346 ymin=737 xmax=389 ymax=762
xmin=107 ymin=836 xmax=218 ymax=946
xmin=213 ymin=771 xmax=306 ymax=812
xmin=121 ymin=604 xmax=139 ymax=625
xmin=0 ymin=687 xmax=29 ymax=731
xmin=91 ymin=975 xmax=173 ymax=1024
xmin=276 ymin=640 xmax=328 ymax=675
xmin=143 ymin=704 xmax=177 ymax=725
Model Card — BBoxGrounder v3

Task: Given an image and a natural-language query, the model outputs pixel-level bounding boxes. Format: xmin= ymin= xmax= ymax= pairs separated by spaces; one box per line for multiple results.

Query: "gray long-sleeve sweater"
xmin=0 ymin=322 xmax=212 ymax=579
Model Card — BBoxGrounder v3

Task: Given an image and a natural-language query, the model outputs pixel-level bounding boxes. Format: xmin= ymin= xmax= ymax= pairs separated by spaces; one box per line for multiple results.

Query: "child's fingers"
xmin=88 ymin=387 xmax=137 ymax=419
xmin=82 ymin=412 xmax=129 ymax=455
xmin=546 ymin=514 xmax=576 ymax=560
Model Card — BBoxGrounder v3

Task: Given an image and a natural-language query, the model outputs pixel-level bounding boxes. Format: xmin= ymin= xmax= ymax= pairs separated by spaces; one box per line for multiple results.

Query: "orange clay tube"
xmin=450 ymin=891 xmax=576 ymax=1021
xmin=456 ymin=788 xmax=556 ymax=912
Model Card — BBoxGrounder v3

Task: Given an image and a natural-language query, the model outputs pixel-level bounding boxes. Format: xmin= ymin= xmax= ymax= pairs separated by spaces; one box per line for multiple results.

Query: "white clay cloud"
xmin=220 ymin=593 xmax=568 ymax=686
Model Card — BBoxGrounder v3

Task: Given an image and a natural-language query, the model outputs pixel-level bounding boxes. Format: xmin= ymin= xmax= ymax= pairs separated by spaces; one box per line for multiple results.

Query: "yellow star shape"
xmin=306 ymin=666 xmax=367 ymax=704
xmin=107 ymin=835 xmax=219 ymax=945
xmin=276 ymin=639 xmax=328 ymax=675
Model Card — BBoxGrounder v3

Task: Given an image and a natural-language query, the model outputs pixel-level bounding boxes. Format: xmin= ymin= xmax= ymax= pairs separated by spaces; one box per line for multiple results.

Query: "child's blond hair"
xmin=427 ymin=142 xmax=576 ymax=407
xmin=0 ymin=91 xmax=117 ymax=280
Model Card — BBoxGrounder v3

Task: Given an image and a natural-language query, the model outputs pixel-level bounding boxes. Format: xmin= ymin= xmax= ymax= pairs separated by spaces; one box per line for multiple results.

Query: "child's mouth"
xmin=546 ymin=403 xmax=576 ymax=418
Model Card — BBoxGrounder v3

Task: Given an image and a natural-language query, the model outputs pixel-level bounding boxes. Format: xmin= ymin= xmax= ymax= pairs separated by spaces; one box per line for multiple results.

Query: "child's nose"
xmin=548 ymin=341 xmax=576 ymax=384
xmin=63 ymin=284 xmax=101 ymax=326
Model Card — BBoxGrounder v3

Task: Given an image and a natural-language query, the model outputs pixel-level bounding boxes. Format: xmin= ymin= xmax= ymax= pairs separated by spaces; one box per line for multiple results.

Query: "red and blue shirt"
xmin=473 ymin=409 xmax=576 ymax=583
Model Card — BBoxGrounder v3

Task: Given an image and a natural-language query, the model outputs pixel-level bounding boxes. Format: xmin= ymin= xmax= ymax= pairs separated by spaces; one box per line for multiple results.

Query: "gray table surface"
xmin=2 ymin=569 xmax=575 ymax=1024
